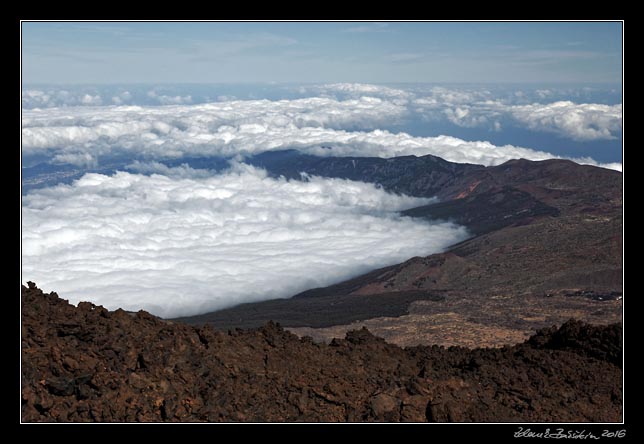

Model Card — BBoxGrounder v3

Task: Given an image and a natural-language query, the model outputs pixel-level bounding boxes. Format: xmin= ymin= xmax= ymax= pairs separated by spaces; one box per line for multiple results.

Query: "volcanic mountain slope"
xmin=22 ymin=149 xmax=480 ymax=195
xmin=247 ymin=149 xmax=484 ymax=197
xmin=179 ymin=158 xmax=622 ymax=348
xmin=21 ymin=283 xmax=622 ymax=422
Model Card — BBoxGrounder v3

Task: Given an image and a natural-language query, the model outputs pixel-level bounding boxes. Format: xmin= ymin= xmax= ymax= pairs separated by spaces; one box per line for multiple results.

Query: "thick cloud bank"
xmin=509 ymin=101 xmax=622 ymax=141
xmin=304 ymin=83 xmax=622 ymax=142
xmin=22 ymin=166 xmax=468 ymax=318
xmin=410 ymin=87 xmax=622 ymax=142
xmin=23 ymin=84 xmax=622 ymax=143
xmin=22 ymin=97 xmax=619 ymax=170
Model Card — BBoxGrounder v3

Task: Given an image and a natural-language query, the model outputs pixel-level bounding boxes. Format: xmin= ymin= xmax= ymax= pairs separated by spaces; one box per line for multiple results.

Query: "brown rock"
xmin=370 ymin=393 xmax=400 ymax=419
xmin=21 ymin=284 xmax=622 ymax=423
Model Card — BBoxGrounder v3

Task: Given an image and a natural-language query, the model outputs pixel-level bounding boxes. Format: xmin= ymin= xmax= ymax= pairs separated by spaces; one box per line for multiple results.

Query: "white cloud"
xmin=23 ymin=84 xmax=622 ymax=144
xmin=536 ymin=89 xmax=553 ymax=99
xmin=158 ymin=95 xmax=192 ymax=105
xmin=412 ymin=87 xmax=622 ymax=141
xmin=443 ymin=106 xmax=492 ymax=128
xmin=22 ymin=89 xmax=105 ymax=108
xmin=21 ymin=96 xmax=405 ymax=155
xmin=414 ymin=88 xmax=502 ymax=128
xmin=52 ymin=152 xmax=98 ymax=168
xmin=508 ymin=101 xmax=623 ymax=141
xmin=598 ymin=162 xmax=622 ymax=172
xmin=126 ymin=160 xmax=213 ymax=178
xmin=22 ymin=166 xmax=468 ymax=318
xmin=22 ymin=88 xmax=196 ymax=108
xmin=80 ymin=94 xmax=102 ymax=106
xmin=147 ymin=89 xmax=193 ymax=105
xmin=22 ymin=96 xmax=618 ymax=169
xmin=418 ymin=86 xmax=493 ymax=105
xmin=111 ymin=91 xmax=132 ymax=105
xmin=22 ymin=90 xmax=51 ymax=108
xmin=297 ymin=131 xmax=561 ymax=166
xmin=315 ymin=83 xmax=413 ymax=101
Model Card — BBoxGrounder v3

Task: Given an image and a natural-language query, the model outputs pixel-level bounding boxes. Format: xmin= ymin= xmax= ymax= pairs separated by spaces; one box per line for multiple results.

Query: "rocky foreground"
xmin=21 ymin=283 xmax=622 ymax=422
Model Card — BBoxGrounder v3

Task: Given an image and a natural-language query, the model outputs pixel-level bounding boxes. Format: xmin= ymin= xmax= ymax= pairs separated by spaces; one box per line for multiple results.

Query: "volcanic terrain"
xmin=21 ymin=152 xmax=623 ymax=422
xmin=21 ymin=283 xmax=622 ymax=422
xmin=178 ymin=155 xmax=623 ymax=348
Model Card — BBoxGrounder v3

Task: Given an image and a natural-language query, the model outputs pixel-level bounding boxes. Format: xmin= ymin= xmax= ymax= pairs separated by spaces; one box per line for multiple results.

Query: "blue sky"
xmin=22 ymin=21 xmax=622 ymax=84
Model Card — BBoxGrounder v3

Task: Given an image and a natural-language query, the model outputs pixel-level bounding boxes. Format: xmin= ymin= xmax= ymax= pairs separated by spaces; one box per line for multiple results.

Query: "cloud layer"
xmin=23 ymin=84 xmax=623 ymax=143
xmin=22 ymin=87 xmax=196 ymax=109
xmin=22 ymin=95 xmax=619 ymax=170
xmin=22 ymin=96 xmax=405 ymax=161
xmin=310 ymin=83 xmax=412 ymax=102
xmin=412 ymin=87 xmax=622 ymax=141
xmin=509 ymin=101 xmax=622 ymax=141
xmin=22 ymin=165 xmax=468 ymax=318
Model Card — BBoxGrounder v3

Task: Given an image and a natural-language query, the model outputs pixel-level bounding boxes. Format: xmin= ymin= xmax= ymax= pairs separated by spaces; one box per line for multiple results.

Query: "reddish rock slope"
xmin=22 ymin=283 xmax=622 ymax=423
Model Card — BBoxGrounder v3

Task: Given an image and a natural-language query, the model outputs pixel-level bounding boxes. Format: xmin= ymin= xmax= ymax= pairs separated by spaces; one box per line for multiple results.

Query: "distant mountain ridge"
xmin=22 ymin=149 xmax=481 ymax=195
xmin=248 ymin=149 xmax=484 ymax=197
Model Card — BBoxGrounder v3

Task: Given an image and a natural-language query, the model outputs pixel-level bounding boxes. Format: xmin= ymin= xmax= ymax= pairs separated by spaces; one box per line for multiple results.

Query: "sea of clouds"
xmin=22 ymin=164 xmax=468 ymax=318
xmin=22 ymin=84 xmax=621 ymax=170
xmin=315 ymin=84 xmax=622 ymax=142
xmin=21 ymin=83 xmax=623 ymax=316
